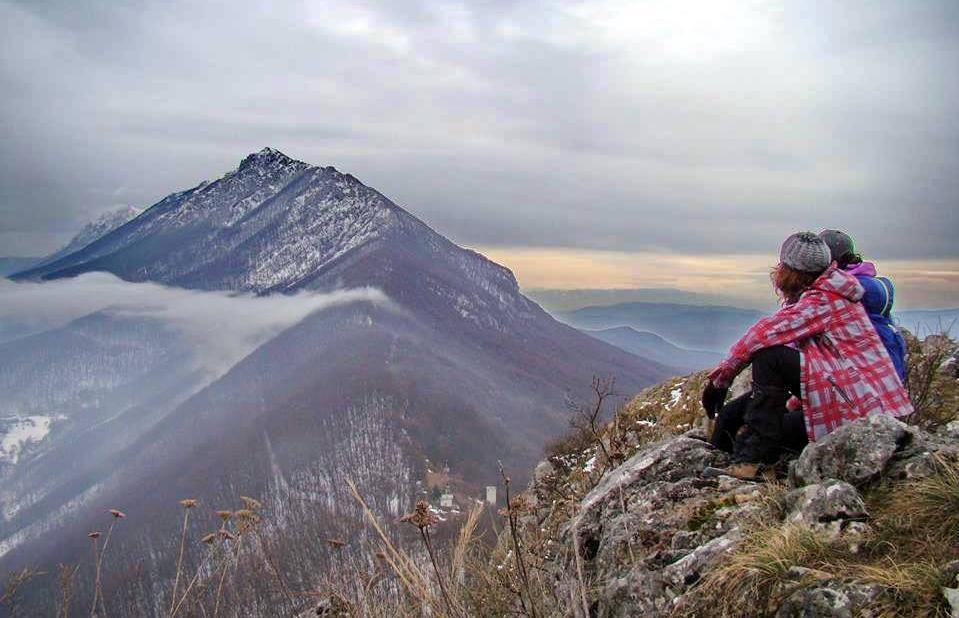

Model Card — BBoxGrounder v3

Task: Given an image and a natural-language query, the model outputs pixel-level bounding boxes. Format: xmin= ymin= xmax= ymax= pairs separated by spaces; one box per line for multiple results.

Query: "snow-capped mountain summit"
xmin=15 ymin=148 xmax=537 ymax=336
xmin=63 ymin=205 xmax=143 ymax=253
xmin=31 ymin=205 xmax=143 ymax=269
xmin=2 ymin=150 xmax=673 ymax=613
xmin=15 ymin=148 xmax=512 ymax=297
xmin=237 ymin=145 xmax=298 ymax=170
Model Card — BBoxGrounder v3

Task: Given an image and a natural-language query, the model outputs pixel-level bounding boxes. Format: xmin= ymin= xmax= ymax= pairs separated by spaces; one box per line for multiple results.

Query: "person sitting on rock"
xmin=819 ymin=229 xmax=907 ymax=384
xmin=702 ymin=231 xmax=913 ymax=480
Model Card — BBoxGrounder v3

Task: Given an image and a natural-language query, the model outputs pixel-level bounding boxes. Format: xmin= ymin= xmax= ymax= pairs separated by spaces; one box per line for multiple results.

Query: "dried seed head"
xmin=217 ymin=529 xmax=237 ymax=542
xmin=234 ymin=509 xmax=258 ymax=521
xmin=514 ymin=495 xmax=531 ymax=511
xmin=179 ymin=499 xmax=198 ymax=509
xmin=399 ymin=501 xmax=439 ymax=530
xmin=499 ymin=495 xmax=532 ymax=517
xmin=215 ymin=510 xmax=233 ymax=521
xmin=239 ymin=496 xmax=261 ymax=511
xmin=201 ymin=533 xmax=217 ymax=545
xmin=108 ymin=509 xmax=126 ymax=519
xmin=236 ymin=518 xmax=258 ymax=534
xmin=88 ymin=531 xmax=101 ymax=540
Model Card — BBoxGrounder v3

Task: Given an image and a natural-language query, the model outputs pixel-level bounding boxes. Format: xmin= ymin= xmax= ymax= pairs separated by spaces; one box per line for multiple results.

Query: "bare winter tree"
xmin=566 ymin=376 xmax=621 ymax=464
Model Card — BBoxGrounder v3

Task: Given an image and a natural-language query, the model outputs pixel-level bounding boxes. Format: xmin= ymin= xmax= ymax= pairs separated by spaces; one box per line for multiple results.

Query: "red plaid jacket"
xmin=710 ymin=265 xmax=913 ymax=441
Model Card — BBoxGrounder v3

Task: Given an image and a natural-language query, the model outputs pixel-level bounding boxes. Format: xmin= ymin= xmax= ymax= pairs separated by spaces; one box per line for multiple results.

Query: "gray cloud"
xmin=0 ymin=273 xmax=391 ymax=373
xmin=0 ymin=0 xmax=957 ymax=261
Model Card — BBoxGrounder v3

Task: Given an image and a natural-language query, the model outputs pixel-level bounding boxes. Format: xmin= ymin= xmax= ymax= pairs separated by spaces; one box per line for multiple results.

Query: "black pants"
xmin=710 ymin=346 xmax=808 ymax=463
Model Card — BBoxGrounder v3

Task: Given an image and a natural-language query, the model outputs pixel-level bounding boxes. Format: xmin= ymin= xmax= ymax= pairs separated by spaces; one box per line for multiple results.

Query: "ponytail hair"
xmin=835 ymin=252 xmax=863 ymax=269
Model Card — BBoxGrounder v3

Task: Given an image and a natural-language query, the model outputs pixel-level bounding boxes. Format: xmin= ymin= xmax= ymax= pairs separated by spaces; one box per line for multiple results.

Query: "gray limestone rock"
xmin=776 ymin=587 xmax=853 ymax=618
xmin=783 ymin=480 xmax=866 ymax=528
xmin=790 ymin=414 xmax=911 ymax=487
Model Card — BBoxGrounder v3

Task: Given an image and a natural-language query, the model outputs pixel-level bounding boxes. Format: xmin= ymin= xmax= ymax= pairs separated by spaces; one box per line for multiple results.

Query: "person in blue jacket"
xmin=819 ymin=229 xmax=908 ymax=383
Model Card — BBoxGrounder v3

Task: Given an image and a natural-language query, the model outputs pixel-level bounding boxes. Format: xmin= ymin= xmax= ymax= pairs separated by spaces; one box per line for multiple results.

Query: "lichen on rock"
xmin=506 ymin=382 xmax=959 ymax=617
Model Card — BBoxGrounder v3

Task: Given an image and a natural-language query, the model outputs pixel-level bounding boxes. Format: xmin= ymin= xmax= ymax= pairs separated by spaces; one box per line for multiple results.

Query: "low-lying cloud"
xmin=0 ymin=273 xmax=393 ymax=374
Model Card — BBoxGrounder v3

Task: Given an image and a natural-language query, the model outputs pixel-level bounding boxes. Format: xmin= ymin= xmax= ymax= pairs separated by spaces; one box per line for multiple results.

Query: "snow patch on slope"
xmin=0 ymin=415 xmax=58 ymax=464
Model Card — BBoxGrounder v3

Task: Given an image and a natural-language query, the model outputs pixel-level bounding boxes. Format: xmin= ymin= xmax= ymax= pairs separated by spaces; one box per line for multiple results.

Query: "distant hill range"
xmin=558 ymin=298 xmax=957 ymax=355
xmin=558 ymin=301 xmax=764 ymax=353
xmin=583 ymin=326 xmax=723 ymax=372
xmin=526 ymin=288 xmax=757 ymax=313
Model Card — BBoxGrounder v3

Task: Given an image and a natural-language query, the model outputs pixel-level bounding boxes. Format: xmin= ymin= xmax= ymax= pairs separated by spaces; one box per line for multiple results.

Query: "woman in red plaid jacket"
xmin=702 ymin=232 xmax=913 ymax=478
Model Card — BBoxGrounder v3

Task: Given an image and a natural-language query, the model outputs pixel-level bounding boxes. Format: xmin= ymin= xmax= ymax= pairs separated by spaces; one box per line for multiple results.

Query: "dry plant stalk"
xmin=253 ymin=528 xmax=298 ymax=612
xmin=170 ymin=499 xmax=197 ymax=613
xmin=173 ymin=499 xmax=261 ymax=617
xmin=499 ymin=462 xmax=538 ymax=618
xmin=86 ymin=533 xmax=100 ymax=615
xmin=56 ymin=564 xmax=80 ymax=618
xmin=570 ymin=519 xmax=591 ymax=617
xmin=90 ymin=509 xmax=124 ymax=617
xmin=1 ymin=567 xmax=44 ymax=616
xmin=400 ymin=501 xmax=458 ymax=617
xmin=170 ymin=544 xmax=217 ymax=618
xmin=450 ymin=504 xmax=482 ymax=592
xmin=346 ymin=479 xmax=437 ymax=611
xmin=211 ymin=510 xmax=236 ymax=618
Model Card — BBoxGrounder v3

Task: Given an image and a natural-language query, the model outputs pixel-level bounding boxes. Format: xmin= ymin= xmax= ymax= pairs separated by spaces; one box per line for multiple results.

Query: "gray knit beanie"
xmin=818 ymin=229 xmax=855 ymax=262
xmin=780 ymin=232 xmax=832 ymax=273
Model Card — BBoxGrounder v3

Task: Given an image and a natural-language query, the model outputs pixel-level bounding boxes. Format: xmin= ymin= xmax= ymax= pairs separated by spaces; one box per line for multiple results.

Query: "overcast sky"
xmin=1 ymin=0 xmax=957 ymax=305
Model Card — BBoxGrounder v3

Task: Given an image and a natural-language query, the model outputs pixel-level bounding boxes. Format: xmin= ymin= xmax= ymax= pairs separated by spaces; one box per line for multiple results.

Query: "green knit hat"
xmin=818 ymin=229 xmax=856 ymax=263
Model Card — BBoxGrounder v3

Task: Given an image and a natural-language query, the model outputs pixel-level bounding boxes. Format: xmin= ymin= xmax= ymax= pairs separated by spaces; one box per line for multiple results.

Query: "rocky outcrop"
xmin=789 ymin=413 xmax=913 ymax=487
xmin=554 ymin=435 xmax=745 ymax=616
xmin=522 ymin=412 xmax=958 ymax=617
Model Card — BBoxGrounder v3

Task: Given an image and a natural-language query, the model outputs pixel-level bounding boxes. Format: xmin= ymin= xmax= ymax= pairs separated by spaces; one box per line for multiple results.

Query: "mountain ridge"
xmin=0 ymin=149 xmax=672 ymax=614
xmin=559 ymin=301 xmax=764 ymax=352
xmin=584 ymin=326 xmax=723 ymax=372
xmin=13 ymin=148 xmax=522 ymax=298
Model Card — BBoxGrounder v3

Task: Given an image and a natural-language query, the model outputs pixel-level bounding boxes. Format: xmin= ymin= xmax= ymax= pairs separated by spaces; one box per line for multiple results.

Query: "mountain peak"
xmin=15 ymin=150 xmax=527 ymax=298
xmin=256 ymin=146 xmax=287 ymax=158
xmin=238 ymin=147 xmax=299 ymax=170
xmin=32 ymin=205 xmax=143 ymax=268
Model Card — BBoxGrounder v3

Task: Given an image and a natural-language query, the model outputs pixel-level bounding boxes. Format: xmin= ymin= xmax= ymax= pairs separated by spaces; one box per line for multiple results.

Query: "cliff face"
xmin=503 ymin=344 xmax=959 ymax=618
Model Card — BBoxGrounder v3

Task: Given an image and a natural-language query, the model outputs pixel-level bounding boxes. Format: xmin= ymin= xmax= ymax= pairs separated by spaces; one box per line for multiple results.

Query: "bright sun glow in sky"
xmin=479 ymin=247 xmax=959 ymax=310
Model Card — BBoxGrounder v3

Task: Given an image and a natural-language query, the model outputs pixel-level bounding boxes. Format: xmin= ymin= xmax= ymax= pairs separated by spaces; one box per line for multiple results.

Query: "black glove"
xmin=701 ymin=381 xmax=729 ymax=420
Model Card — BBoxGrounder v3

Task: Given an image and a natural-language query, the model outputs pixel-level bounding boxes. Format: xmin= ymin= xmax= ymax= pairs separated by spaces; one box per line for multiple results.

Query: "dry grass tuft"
xmin=880 ymin=453 xmax=959 ymax=540
xmin=1 ymin=567 xmax=44 ymax=616
xmin=692 ymin=457 xmax=959 ymax=617
xmin=693 ymin=524 xmax=839 ymax=616
xmin=55 ymin=564 xmax=79 ymax=618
